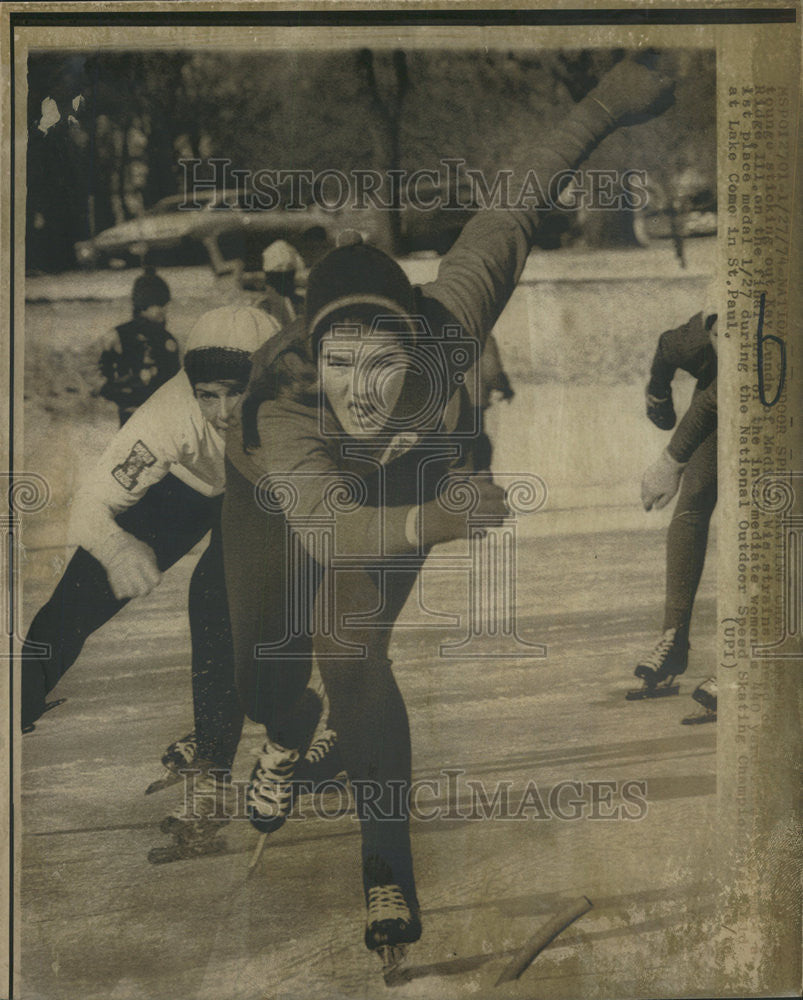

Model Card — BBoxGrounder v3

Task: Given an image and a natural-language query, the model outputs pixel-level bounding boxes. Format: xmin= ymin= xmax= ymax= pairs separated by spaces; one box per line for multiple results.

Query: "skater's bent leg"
xmin=222 ymin=460 xmax=314 ymax=746
xmin=21 ymin=548 xmax=128 ymax=728
xmin=188 ymin=524 xmax=244 ymax=770
xmin=663 ymin=431 xmax=717 ymax=631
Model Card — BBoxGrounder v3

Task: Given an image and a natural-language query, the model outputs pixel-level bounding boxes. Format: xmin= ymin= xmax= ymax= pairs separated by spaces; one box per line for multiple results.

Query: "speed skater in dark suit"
xmin=626 ymin=305 xmax=718 ymax=723
xmin=220 ymin=58 xmax=676 ymax=968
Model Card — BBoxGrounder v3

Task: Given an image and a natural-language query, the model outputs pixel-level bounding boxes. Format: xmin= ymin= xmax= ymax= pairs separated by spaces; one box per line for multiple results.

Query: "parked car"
xmin=74 ymin=189 xmax=383 ymax=274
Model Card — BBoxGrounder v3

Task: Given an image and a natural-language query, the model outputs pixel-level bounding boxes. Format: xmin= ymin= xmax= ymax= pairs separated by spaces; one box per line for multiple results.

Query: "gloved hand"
xmin=103 ymin=536 xmax=162 ymax=599
xmin=645 ymin=385 xmax=676 ymax=430
xmin=588 ymin=57 xmax=675 ymax=127
xmin=417 ymin=473 xmax=510 ymax=547
xmin=641 ymin=448 xmax=686 ymax=511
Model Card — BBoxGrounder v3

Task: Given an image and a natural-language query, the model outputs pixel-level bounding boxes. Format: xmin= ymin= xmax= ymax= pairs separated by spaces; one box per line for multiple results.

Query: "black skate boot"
xmin=682 ymin=677 xmax=717 ymax=724
xmin=145 ymin=731 xmax=198 ymax=795
xmin=148 ymin=765 xmax=230 ymax=864
xmin=295 ymin=727 xmax=344 ymax=785
xmin=247 ymin=726 xmax=343 ymax=878
xmin=626 ymin=626 xmax=689 ymax=700
xmin=247 ymin=688 xmax=324 ymax=835
xmin=364 ymin=858 xmax=421 ymax=984
xmin=246 ymin=738 xmax=302 ymax=835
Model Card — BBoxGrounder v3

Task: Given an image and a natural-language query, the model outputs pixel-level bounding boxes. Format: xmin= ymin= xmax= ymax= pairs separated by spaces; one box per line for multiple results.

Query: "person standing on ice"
xmin=221 ymin=58 xmax=676 ymax=966
xmin=257 ymin=239 xmax=306 ymax=328
xmin=626 ymin=303 xmax=718 ymax=721
xmin=98 ymin=267 xmax=180 ymax=427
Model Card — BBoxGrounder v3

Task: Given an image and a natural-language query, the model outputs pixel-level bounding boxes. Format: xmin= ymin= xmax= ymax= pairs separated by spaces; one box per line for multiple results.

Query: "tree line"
xmin=26 ymin=47 xmax=715 ymax=271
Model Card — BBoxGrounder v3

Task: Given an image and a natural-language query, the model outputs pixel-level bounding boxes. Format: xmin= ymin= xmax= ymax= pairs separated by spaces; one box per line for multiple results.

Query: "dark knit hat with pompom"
xmin=304 ymin=232 xmax=415 ymax=356
xmin=132 ymin=266 xmax=171 ymax=314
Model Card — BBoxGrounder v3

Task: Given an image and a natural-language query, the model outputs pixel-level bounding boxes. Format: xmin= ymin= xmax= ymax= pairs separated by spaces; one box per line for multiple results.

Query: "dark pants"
xmin=21 ymin=474 xmax=243 ymax=768
xmin=222 ymin=460 xmax=420 ymax=908
xmin=663 ymin=430 xmax=717 ymax=631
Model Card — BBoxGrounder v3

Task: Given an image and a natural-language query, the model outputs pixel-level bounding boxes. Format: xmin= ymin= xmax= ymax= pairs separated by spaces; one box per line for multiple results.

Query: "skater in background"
xmin=21 ymin=306 xmax=281 ymax=816
xmin=221 ymin=58 xmax=675 ymax=965
xmin=626 ymin=304 xmax=718 ymax=723
xmin=256 ymin=239 xmax=306 ymax=328
xmin=98 ymin=267 xmax=180 ymax=426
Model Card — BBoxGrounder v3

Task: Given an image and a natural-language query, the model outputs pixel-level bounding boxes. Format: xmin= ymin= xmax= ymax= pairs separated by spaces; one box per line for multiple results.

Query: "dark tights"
xmin=222 ymin=460 xmax=419 ymax=907
xmin=663 ymin=431 xmax=717 ymax=631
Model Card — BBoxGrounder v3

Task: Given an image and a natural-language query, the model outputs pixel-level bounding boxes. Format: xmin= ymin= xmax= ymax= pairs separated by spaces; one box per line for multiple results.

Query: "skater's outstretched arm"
xmin=423 ymin=58 xmax=675 ymax=345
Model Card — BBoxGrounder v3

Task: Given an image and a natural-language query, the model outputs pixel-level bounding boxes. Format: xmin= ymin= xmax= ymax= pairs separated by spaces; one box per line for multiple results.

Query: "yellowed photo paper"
xmin=2 ymin=4 xmax=800 ymax=999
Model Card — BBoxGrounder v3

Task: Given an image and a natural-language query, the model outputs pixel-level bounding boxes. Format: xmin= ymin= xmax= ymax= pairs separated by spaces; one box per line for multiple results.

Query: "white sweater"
xmin=69 ymin=371 xmax=227 ymax=565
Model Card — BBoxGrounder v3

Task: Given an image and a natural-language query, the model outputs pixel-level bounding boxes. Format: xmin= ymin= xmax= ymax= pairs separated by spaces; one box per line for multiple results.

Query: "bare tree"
xmin=355 ymin=49 xmax=410 ymax=252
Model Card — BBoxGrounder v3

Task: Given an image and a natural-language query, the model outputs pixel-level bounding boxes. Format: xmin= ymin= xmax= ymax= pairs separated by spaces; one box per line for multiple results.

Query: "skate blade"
xmin=377 ymin=944 xmax=409 ymax=986
xmin=682 ymin=711 xmax=717 ymax=725
xmin=246 ymin=832 xmax=269 ymax=878
xmin=145 ymin=770 xmax=182 ymax=796
xmin=22 ymin=698 xmax=68 ymax=733
xmin=626 ymin=683 xmax=679 ymax=700
xmin=147 ymin=836 xmax=226 ymax=865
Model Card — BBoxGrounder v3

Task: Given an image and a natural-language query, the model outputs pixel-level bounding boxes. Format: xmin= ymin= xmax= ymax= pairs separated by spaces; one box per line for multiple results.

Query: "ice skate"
xmin=148 ymin=767 xmax=230 ymax=864
xmin=626 ymin=626 xmax=689 ymax=700
xmin=682 ymin=677 xmax=717 ymax=724
xmin=246 ymin=738 xmax=301 ymax=834
xmin=295 ymin=728 xmax=344 ymax=784
xmin=365 ymin=882 xmax=421 ymax=984
xmin=363 ymin=855 xmax=421 ymax=984
xmin=245 ymin=728 xmax=342 ymax=878
xmin=145 ymin=731 xmax=198 ymax=795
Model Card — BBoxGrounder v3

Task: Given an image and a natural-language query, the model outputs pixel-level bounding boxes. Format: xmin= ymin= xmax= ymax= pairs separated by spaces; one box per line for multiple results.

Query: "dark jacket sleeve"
xmin=422 ymin=97 xmax=616 ymax=346
xmin=667 ymin=378 xmax=717 ymax=463
xmin=648 ymin=312 xmax=714 ymax=395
